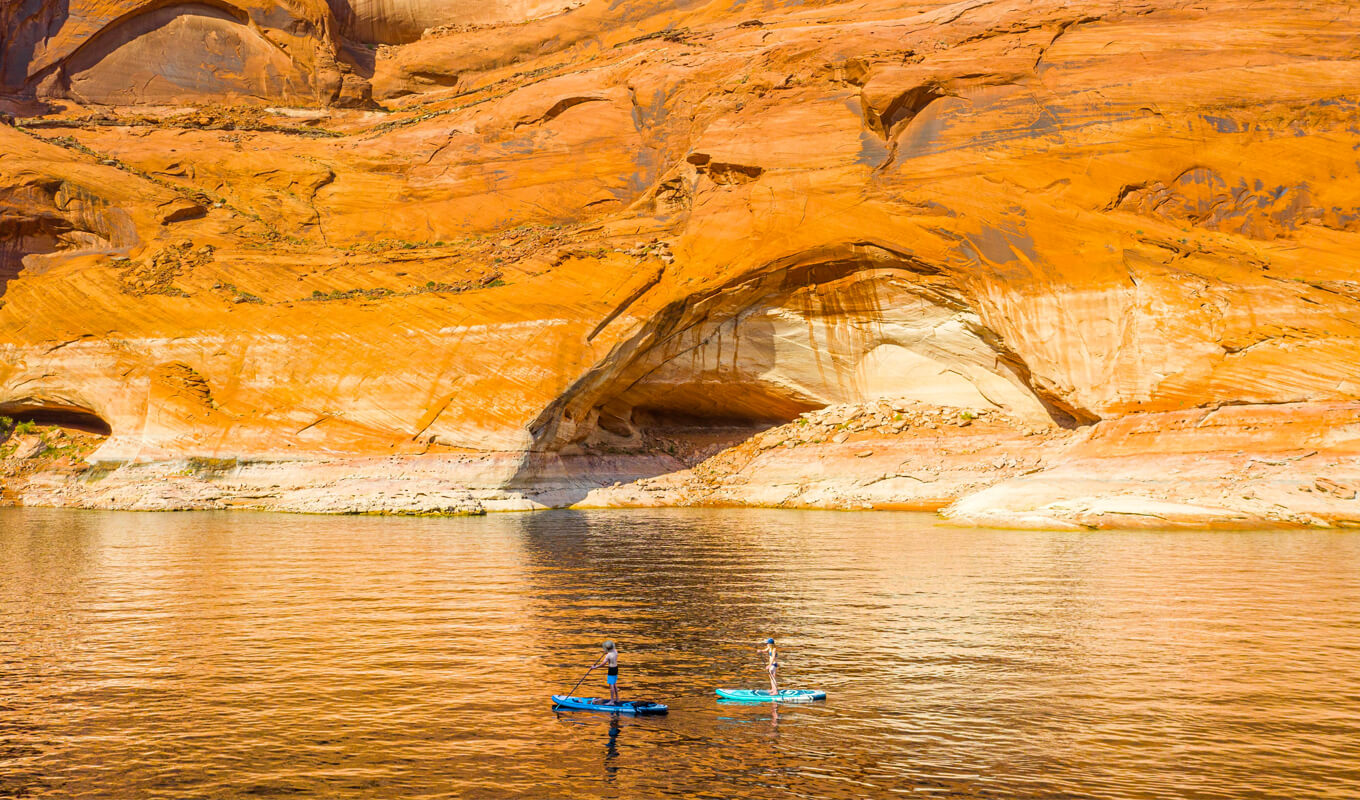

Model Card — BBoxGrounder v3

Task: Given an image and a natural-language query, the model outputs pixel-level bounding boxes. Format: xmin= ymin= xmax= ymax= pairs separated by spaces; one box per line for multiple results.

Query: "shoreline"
xmin=6 ymin=401 xmax=1360 ymax=530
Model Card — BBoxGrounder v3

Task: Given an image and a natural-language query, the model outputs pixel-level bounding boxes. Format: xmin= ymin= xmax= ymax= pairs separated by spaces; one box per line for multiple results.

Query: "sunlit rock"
xmin=2 ymin=0 xmax=1359 ymax=525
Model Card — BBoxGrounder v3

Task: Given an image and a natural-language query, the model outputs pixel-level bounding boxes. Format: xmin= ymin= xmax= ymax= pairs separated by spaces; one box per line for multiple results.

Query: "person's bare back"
xmin=594 ymin=640 xmax=620 ymax=703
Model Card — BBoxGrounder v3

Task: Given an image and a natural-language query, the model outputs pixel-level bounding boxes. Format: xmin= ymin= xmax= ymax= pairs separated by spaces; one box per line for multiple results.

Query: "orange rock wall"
xmin=2 ymin=0 xmax=1360 ymax=523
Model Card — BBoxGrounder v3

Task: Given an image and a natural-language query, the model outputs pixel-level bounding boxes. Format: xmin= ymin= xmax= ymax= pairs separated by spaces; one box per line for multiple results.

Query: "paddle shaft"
xmin=564 ymin=663 xmax=596 ymax=699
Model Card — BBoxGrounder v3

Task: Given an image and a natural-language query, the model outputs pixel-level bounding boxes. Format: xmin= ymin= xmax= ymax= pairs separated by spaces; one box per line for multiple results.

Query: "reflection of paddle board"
xmin=551 ymin=695 xmax=669 ymax=715
xmin=715 ymin=688 xmax=826 ymax=702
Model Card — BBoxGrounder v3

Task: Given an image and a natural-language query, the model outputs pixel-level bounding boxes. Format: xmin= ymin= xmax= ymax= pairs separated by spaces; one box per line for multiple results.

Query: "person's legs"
xmin=607 ymin=673 xmax=619 ymax=703
xmin=768 ymin=663 xmax=778 ymax=693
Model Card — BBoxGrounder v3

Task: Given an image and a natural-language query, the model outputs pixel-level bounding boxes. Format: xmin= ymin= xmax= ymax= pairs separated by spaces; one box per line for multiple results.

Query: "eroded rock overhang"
xmin=530 ymin=242 xmax=1086 ymax=454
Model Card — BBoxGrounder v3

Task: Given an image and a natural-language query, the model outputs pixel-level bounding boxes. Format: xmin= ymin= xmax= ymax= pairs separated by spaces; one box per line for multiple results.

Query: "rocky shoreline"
xmin=6 ymin=400 xmax=1359 ymax=530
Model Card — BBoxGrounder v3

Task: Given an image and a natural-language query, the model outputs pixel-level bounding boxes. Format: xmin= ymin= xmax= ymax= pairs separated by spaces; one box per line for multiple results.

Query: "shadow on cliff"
xmin=0 ymin=0 xmax=70 ymax=97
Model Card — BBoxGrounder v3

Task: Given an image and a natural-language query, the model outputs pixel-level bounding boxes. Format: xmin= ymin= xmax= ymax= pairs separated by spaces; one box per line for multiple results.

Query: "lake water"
xmin=2 ymin=508 xmax=1358 ymax=799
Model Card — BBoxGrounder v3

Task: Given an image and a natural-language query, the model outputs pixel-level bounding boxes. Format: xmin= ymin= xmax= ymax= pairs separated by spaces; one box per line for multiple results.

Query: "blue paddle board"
xmin=551 ymin=695 xmax=669 ymax=715
xmin=715 ymin=688 xmax=826 ymax=702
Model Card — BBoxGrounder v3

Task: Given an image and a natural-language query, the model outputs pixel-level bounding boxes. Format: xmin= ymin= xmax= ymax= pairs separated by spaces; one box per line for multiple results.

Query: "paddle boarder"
xmin=758 ymin=637 xmax=778 ymax=693
xmin=593 ymin=640 xmax=620 ymax=704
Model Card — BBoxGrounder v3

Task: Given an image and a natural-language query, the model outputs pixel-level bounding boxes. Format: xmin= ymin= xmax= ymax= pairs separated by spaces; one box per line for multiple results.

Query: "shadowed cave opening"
xmin=0 ymin=402 xmax=113 ymax=436
xmin=594 ymin=402 xmax=818 ymax=464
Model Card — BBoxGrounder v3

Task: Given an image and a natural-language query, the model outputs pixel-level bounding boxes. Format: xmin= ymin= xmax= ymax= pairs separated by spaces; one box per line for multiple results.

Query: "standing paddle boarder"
xmin=552 ymin=640 xmax=665 ymax=714
xmin=758 ymin=637 xmax=778 ymax=693
xmin=593 ymin=640 xmax=620 ymax=705
xmin=714 ymin=636 xmax=823 ymax=703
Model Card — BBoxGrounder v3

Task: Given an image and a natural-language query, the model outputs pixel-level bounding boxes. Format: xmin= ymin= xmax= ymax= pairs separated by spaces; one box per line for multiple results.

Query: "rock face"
xmin=331 ymin=0 xmax=578 ymax=44
xmin=2 ymin=0 xmax=352 ymax=104
xmin=2 ymin=0 xmax=1360 ymax=526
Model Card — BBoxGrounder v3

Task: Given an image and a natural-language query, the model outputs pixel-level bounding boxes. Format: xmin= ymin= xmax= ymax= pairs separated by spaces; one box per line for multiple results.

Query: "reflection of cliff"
xmin=2 ymin=0 xmax=1360 ymax=526
xmin=515 ymin=510 xmax=787 ymax=677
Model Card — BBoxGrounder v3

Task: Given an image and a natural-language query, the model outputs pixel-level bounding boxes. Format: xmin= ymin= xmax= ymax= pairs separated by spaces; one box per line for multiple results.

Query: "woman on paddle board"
xmin=758 ymin=638 xmax=778 ymax=693
xmin=593 ymin=640 xmax=620 ymax=704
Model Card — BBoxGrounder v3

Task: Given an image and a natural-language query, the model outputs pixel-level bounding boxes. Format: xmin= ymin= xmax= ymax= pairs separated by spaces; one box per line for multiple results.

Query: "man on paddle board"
xmin=592 ymin=640 xmax=620 ymax=704
xmin=758 ymin=638 xmax=778 ymax=693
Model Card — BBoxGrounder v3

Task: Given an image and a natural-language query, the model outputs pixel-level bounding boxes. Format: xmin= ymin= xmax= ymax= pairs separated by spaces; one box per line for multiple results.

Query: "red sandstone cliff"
xmin=2 ymin=0 xmax=1360 ymax=526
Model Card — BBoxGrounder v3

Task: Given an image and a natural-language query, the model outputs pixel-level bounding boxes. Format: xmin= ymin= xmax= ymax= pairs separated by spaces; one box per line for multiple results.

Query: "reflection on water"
xmin=2 ymin=507 xmax=1359 ymax=798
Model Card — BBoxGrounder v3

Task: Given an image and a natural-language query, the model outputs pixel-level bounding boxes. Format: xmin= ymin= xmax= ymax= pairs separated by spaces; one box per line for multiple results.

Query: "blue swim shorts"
xmin=606 ymin=674 xmax=618 ymax=686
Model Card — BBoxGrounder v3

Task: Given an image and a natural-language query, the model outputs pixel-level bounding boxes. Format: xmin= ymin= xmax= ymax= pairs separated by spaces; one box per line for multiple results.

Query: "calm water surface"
xmin=2 ymin=508 xmax=1359 ymax=799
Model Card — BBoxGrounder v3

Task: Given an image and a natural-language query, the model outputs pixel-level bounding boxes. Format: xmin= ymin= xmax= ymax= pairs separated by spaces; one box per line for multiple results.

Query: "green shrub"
xmin=186 ymin=456 xmax=239 ymax=476
xmin=306 ymin=287 xmax=392 ymax=301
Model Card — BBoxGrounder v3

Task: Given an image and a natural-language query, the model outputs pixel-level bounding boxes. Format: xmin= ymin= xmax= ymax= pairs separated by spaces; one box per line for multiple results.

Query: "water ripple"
xmin=2 ymin=508 xmax=1358 ymax=798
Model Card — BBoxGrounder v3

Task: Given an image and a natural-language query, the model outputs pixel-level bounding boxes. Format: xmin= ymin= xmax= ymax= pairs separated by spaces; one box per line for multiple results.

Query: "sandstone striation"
xmin=3 ymin=0 xmax=1360 ymax=527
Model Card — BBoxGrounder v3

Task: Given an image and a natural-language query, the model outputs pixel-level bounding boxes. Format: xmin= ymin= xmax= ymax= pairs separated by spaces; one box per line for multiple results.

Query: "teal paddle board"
xmin=715 ymin=688 xmax=826 ymax=702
